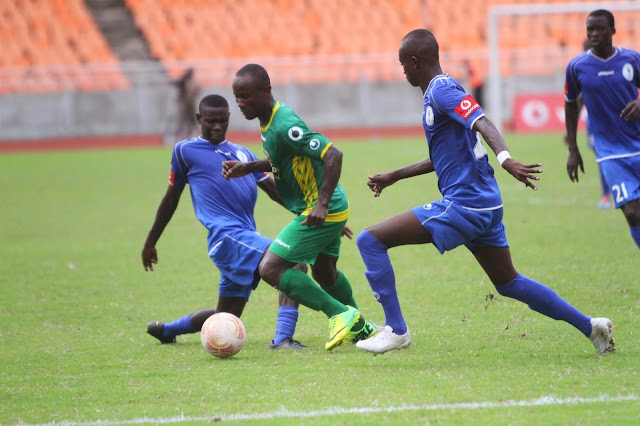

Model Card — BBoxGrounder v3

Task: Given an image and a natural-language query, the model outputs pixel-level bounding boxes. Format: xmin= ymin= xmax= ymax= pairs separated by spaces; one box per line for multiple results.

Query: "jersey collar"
xmin=425 ymin=74 xmax=449 ymax=98
xmin=260 ymin=102 xmax=280 ymax=133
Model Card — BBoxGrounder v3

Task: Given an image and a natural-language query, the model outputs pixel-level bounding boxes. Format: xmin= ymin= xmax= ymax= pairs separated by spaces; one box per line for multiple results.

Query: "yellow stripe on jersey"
xmin=292 ymin=155 xmax=319 ymax=208
xmin=300 ymin=208 xmax=350 ymax=222
xmin=320 ymin=142 xmax=333 ymax=159
xmin=260 ymin=102 xmax=280 ymax=133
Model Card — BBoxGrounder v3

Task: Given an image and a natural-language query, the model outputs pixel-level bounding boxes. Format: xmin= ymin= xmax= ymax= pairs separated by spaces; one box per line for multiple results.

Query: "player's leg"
xmin=355 ymin=209 xmax=433 ymax=354
xmin=472 ymin=245 xmax=614 ymax=353
xmin=268 ymin=290 xmax=307 ymax=350
xmin=312 ymin=252 xmax=377 ymax=343
xmin=620 ymin=198 xmax=640 ymax=249
xmin=260 ymin=217 xmax=361 ymax=349
xmin=597 ymin=164 xmax=611 ymax=209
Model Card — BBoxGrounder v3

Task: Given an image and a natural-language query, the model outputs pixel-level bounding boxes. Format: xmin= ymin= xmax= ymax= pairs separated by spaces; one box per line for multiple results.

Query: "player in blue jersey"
xmin=563 ymin=39 xmax=611 ymax=209
xmin=355 ymin=29 xmax=614 ymax=355
xmin=142 ymin=94 xmax=307 ymax=350
xmin=565 ymin=9 xmax=640 ymax=248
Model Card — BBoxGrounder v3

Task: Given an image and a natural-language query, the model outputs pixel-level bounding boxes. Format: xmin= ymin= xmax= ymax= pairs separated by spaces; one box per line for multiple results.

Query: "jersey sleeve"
xmin=281 ymin=117 xmax=332 ymax=160
xmin=564 ymin=59 xmax=580 ymax=102
xmin=169 ymin=143 xmax=188 ymax=187
xmin=431 ymin=83 xmax=484 ymax=129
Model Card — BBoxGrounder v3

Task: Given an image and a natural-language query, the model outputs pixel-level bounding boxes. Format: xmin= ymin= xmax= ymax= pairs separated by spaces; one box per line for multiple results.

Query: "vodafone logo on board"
xmin=513 ymin=93 xmax=587 ymax=132
xmin=454 ymin=95 xmax=480 ymax=120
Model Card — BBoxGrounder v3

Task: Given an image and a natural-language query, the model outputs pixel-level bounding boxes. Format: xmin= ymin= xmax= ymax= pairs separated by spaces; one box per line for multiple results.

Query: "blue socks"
xmin=163 ymin=313 xmax=197 ymax=339
xmin=357 ymin=230 xmax=407 ymax=334
xmin=496 ymin=274 xmax=592 ymax=336
xmin=630 ymin=225 xmax=640 ymax=249
xmin=272 ymin=306 xmax=298 ymax=345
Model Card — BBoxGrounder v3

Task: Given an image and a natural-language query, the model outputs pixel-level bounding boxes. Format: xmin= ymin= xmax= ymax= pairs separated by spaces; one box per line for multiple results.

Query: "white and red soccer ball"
xmin=200 ymin=312 xmax=246 ymax=358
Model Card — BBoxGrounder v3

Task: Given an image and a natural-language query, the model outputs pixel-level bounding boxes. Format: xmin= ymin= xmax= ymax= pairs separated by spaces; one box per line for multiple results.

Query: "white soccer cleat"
xmin=356 ymin=325 xmax=411 ymax=355
xmin=589 ymin=318 xmax=615 ymax=354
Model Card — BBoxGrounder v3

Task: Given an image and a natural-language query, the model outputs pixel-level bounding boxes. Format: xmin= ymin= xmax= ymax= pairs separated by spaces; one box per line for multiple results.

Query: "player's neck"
xmin=259 ymin=98 xmax=277 ymax=127
xmin=592 ymin=45 xmax=616 ymax=60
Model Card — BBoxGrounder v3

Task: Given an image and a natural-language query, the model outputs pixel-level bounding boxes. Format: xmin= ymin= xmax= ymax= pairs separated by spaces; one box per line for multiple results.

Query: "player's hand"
xmin=142 ymin=246 xmax=158 ymax=271
xmin=566 ymin=149 xmax=584 ymax=182
xmin=301 ymin=204 xmax=328 ymax=227
xmin=367 ymin=172 xmax=397 ymax=197
xmin=221 ymin=161 xmax=247 ymax=180
xmin=502 ymin=159 xmax=542 ymax=190
xmin=341 ymin=225 xmax=354 ymax=239
xmin=621 ymin=99 xmax=640 ymax=122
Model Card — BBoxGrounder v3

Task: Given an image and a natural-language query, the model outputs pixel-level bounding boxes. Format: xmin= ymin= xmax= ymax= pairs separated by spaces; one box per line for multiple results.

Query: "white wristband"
xmin=497 ymin=151 xmax=511 ymax=165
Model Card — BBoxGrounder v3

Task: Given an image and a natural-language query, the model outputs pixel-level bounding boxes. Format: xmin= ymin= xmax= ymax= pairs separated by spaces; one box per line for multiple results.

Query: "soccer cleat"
xmin=356 ymin=325 xmax=411 ymax=355
xmin=146 ymin=321 xmax=176 ymax=344
xmin=589 ymin=318 xmax=615 ymax=354
xmin=267 ymin=337 xmax=309 ymax=350
xmin=325 ymin=306 xmax=361 ymax=351
xmin=597 ymin=195 xmax=611 ymax=209
xmin=344 ymin=319 xmax=379 ymax=344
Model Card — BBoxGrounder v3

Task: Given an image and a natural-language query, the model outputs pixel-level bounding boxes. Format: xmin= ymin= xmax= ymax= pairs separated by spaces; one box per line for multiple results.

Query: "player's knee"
xmin=311 ymin=266 xmax=336 ymax=287
xmin=258 ymin=258 xmax=279 ymax=287
xmin=623 ymin=201 xmax=640 ymax=226
xmin=356 ymin=229 xmax=382 ymax=253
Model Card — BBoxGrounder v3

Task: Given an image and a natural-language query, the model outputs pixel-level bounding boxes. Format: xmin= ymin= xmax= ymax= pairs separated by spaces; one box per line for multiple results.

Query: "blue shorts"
xmin=208 ymin=231 xmax=271 ymax=300
xmin=411 ymin=199 xmax=509 ymax=254
xmin=599 ymin=155 xmax=640 ymax=209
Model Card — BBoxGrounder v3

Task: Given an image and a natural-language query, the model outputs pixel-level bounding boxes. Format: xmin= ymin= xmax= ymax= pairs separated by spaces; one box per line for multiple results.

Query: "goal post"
xmin=487 ymin=1 xmax=640 ymax=132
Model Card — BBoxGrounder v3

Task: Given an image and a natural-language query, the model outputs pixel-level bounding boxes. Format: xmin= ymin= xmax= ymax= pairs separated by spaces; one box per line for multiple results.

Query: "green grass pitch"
xmin=1 ymin=133 xmax=639 ymax=424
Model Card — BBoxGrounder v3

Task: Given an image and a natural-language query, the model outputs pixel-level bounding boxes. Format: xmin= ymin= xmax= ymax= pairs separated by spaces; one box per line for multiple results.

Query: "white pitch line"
xmin=31 ymin=394 xmax=638 ymax=425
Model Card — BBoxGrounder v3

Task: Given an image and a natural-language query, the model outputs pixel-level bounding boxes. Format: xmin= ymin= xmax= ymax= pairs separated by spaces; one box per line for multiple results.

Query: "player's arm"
xmin=257 ymin=175 xmax=285 ymax=207
xmin=564 ymin=99 xmax=584 ymax=182
xmin=222 ymin=159 xmax=272 ymax=179
xmin=301 ymin=145 xmax=342 ymax=227
xmin=142 ymin=184 xmax=184 ymax=271
xmin=367 ymin=158 xmax=434 ymax=197
xmin=473 ymin=116 xmax=542 ymax=190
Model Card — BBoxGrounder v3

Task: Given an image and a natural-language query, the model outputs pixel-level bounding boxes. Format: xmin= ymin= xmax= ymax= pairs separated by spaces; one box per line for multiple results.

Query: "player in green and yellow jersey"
xmin=223 ymin=64 xmax=376 ymax=350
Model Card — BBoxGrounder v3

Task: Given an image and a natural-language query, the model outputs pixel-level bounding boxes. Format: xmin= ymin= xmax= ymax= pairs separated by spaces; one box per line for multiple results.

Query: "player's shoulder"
xmin=173 ymin=137 xmax=200 ymax=153
xmin=567 ymin=51 xmax=591 ymax=68
xmin=275 ymin=102 xmax=305 ymax=126
xmin=617 ymin=46 xmax=640 ymax=61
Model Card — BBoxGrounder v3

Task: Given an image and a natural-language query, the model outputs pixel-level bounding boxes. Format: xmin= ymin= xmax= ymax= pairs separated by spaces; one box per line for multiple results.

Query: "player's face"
xmin=232 ymin=75 xmax=268 ymax=120
xmin=586 ymin=15 xmax=614 ymax=50
xmin=196 ymin=106 xmax=229 ymax=144
xmin=398 ymin=45 xmax=419 ymax=87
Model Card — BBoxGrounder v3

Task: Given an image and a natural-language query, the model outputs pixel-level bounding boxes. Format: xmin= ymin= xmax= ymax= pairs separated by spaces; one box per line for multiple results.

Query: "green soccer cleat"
xmin=344 ymin=319 xmax=379 ymax=344
xmin=325 ymin=306 xmax=361 ymax=351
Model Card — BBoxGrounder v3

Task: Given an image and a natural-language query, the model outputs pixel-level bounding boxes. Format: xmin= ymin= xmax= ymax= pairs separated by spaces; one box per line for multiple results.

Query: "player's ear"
xmin=411 ymin=55 xmax=419 ymax=68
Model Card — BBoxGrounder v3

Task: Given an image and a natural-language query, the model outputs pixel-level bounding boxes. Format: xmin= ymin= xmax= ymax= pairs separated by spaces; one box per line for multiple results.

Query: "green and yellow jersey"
xmin=260 ymin=102 xmax=349 ymax=222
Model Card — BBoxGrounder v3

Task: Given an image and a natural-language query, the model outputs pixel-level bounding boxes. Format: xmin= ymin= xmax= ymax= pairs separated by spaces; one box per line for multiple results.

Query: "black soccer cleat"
xmin=147 ymin=321 xmax=176 ymax=344
xmin=267 ymin=337 xmax=309 ymax=350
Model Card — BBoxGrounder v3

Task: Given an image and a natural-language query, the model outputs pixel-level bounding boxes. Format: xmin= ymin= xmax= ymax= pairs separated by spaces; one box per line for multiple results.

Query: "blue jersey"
xmin=565 ymin=47 xmax=640 ymax=161
xmin=423 ymin=75 xmax=502 ymax=210
xmin=170 ymin=137 xmax=268 ymax=249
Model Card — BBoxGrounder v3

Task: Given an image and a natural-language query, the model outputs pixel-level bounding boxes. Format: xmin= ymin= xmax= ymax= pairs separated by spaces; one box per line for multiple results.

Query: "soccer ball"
xmin=200 ymin=312 xmax=246 ymax=358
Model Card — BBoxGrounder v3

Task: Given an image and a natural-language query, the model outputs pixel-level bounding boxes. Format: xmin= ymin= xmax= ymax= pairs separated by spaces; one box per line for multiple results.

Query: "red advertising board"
xmin=513 ymin=93 xmax=587 ymax=133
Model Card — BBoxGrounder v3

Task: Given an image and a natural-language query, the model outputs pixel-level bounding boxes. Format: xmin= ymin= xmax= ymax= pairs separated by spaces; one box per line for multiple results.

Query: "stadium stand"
xmin=123 ymin=0 xmax=638 ymax=86
xmin=0 ymin=0 xmax=129 ymax=93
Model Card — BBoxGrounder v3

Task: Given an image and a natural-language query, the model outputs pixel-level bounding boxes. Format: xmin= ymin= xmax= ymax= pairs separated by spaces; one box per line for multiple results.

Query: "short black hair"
xmin=589 ymin=9 xmax=615 ymax=29
xmin=199 ymin=94 xmax=228 ymax=110
xmin=235 ymin=64 xmax=271 ymax=87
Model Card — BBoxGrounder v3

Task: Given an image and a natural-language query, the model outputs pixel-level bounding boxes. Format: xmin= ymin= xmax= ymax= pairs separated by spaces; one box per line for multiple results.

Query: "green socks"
xmin=323 ymin=270 xmax=358 ymax=309
xmin=279 ymin=268 xmax=346 ymax=318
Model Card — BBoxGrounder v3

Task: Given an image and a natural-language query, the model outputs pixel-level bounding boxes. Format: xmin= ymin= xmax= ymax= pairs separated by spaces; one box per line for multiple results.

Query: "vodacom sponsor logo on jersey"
xmin=454 ymin=95 xmax=480 ymax=120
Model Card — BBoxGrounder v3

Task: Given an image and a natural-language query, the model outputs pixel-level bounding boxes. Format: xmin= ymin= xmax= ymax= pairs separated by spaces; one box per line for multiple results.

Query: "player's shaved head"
xmin=589 ymin=9 xmax=615 ymax=30
xmin=199 ymin=94 xmax=228 ymax=112
xmin=400 ymin=29 xmax=439 ymax=62
xmin=235 ymin=64 xmax=271 ymax=88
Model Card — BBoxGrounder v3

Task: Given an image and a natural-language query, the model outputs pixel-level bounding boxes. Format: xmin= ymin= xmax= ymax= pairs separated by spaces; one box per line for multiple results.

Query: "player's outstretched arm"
xmin=473 ymin=116 xmax=542 ymax=190
xmin=142 ymin=184 xmax=184 ymax=271
xmin=368 ymin=158 xmax=434 ymax=197
xmin=564 ymin=100 xmax=584 ymax=182
xmin=222 ymin=159 xmax=272 ymax=180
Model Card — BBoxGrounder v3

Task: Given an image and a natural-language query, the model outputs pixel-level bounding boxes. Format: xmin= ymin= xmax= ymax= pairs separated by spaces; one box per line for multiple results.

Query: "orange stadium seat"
xmin=0 ymin=0 xmax=129 ymax=93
